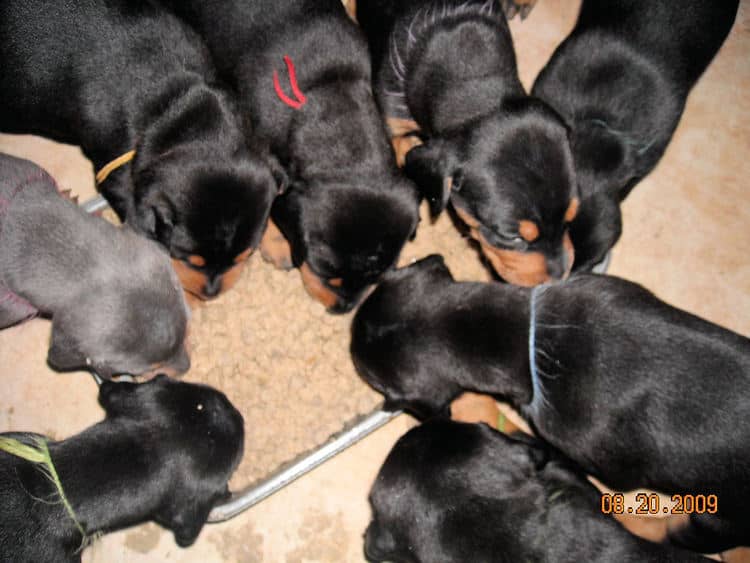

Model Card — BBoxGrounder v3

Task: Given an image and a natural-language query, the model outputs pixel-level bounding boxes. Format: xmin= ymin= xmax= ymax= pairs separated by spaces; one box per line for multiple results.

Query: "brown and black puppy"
xmin=0 ymin=375 xmax=244 ymax=562
xmin=366 ymin=420 xmax=711 ymax=563
xmin=351 ymin=255 xmax=750 ymax=553
xmin=0 ymin=0 xmax=279 ymax=300
xmin=158 ymin=0 xmax=421 ymax=313
xmin=532 ymin=0 xmax=739 ymax=271
xmin=0 ymin=153 xmax=189 ymax=379
xmin=357 ymin=0 xmax=578 ymax=286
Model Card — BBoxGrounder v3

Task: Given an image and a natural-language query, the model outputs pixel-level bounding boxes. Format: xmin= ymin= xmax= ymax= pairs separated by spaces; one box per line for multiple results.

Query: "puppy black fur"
xmin=0 ymin=0 xmax=279 ymax=299
xmin=0 ymin=375 xmax=244 ymax=562
xmin=357 ymin=0 xmax=578 ymax=286
xmin=366 ymin=419 xmax=710 ymax=562
xmin=158 ymin=0 xmax=421 ymax=313
xmin=351 ymin=255 xmax=750 ymax=553
xmin=532 ymin=0 xmax=739 ymax=270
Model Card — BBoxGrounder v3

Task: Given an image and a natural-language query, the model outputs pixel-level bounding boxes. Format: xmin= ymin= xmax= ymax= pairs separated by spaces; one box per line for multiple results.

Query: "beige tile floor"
xmin=1 ymin=0 xmax=749 ymax=561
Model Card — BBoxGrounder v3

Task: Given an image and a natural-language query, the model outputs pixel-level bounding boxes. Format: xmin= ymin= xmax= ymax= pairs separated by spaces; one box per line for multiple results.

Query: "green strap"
xmin=497 ymin=411 xmax=507 ymax=433
xmin=0 ymin=436 xmax=87 ymax=541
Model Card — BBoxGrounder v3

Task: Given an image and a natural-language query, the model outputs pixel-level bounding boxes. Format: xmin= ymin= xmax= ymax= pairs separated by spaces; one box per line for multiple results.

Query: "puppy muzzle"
xmin=299 ymin=262 xmax=369 ymax=314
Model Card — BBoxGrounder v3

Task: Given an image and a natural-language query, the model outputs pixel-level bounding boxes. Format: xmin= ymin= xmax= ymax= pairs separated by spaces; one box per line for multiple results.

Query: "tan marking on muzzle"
xmin=136 ymin=349 xmax=190 ymax=381
xmin=172 ymin=258 xmax=210 ymax=298
xmin=453 ymin=206 xmax=574 ymax=286
xmin=171 ymin=248 xmax=253 ymax=301
xmin=260 ymin=217 xmax=293 ymax=270
xmin=299 ymin=262 xmax=339 ymax=309
xmin=565 ymin=197 xmax=580 ymax=223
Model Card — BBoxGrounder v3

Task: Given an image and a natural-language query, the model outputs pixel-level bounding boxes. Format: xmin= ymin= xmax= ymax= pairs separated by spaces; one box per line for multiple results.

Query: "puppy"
xmin=366 ymin=419 xmax=711 ymax=562
xmin=0 ymin=153 xmax=189 ymax=379
xmin=356 ymin=0 xmax=578 ymax=286
xmin=532 ymin=0 xmax=739 ymax=271
xmin=0 ymin=0 xmax=279 ymax=299
xmin=351 ymin=255 xmax=750 ymax=553
xmin=0 ymin=375 xmax=244 ymax=562
xmin=158 ymin=0 xmax=421 ymax=313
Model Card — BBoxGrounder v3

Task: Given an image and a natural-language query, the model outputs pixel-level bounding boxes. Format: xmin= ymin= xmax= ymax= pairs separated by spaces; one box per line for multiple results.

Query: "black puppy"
xmin=0 ymin=0 xmax=279 ymax=299
xmin=351 ymin=255 xmax=750 ymax=553
xmin=366 ymin=419 xmax=710 ymax=562
xmin=158 ymin=0 xmax=421 ymax=313
xmin=357 ymin=0 xmax=578 ymax=287
xmin=0 ymin=375 xmax=244 ymax=561
xmin=532 ymin=0 xmax=739 ymax=271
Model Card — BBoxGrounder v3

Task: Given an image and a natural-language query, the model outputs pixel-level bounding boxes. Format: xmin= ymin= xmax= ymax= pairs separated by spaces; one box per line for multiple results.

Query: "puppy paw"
xmin=260 ymin=218 xmax=293 ymax=270
xmin=450 ymin=392 xmax=519 ymax=433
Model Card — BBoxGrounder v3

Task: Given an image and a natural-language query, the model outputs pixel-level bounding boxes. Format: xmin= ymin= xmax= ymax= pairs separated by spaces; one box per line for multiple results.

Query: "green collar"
xmin=0 ymin=436 xmax=87 ymax=542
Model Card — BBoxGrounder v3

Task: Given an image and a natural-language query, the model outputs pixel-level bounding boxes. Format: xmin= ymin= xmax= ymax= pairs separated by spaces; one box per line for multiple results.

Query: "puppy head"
xmin=47 ymin=232 xmax=190 ymax=379
xmin=405 ymin=100 xmax=578 ymax=286
xmin=98 ymin=375 xmax=244 ymax=547
xmin=132 ymin=158 xmax=278 ymax=300
xmin=351 ymin=256 xmax=460 ymax=419
xmin=273 ymin=177 xmax=419 ymax=313
xmin=366 ymin=420 xmax=549 ymax=562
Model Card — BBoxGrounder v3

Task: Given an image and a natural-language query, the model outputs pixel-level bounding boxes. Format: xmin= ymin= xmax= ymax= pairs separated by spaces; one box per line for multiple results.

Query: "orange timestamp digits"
xmin=600 ymin=493 xmax=718 ymax=515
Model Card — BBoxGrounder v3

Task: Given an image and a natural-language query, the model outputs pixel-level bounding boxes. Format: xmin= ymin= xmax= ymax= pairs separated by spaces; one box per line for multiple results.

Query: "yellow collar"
xmin=95 ymin=150 xmax=136 ymax=185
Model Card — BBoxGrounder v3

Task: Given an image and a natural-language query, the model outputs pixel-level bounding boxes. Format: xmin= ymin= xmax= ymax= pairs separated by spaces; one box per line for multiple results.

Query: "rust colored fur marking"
xmin=188 ymin=255 xmax=206 ymax=267
xmin=260 ymin=217 xmax=293 ymax=270
xmin=328 ymin=277 xmax=343 ymax=287
xmin=451 ymin=392 xmax=520 ymax=433
xmin=342 ymin=0 xmax=357 ymax=22
xmin=386 ymin=117 xmax=423 ymax=168
xmin=299 ymin=262 xmax=339 ymax=309
xmin=453 ymin=205 xmax=574 ymax=286
xmin=172 ymin=251 xmax=251 ymax=300
xmin=565 ymin=197 xmax=580 ymax=223
xmin=519 ymin=220 xmax=539 ymax=242
xmin=172 ymin=258 xmax=209 ymax=298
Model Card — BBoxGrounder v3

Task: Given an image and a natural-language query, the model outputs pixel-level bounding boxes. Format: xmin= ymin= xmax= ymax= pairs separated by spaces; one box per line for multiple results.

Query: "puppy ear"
xmin=414 ymin=254 xmax=454 ymax=281
xmin=47 ymin=318 xmax=85 ymax=371
xmin=137 ymin=202 xmax=175 ymax=244
xmin=98 ymin=380 xmax=138 ymax=415
xmin=365 ymin=521 xmax=397 ymax=560
xmin=404 ymin=141 xmax=458 ymax=217
xmin=169 ymin=499 xmax=215 ymax=548
xmin=568 ymin=193 xmax=622 ymax=272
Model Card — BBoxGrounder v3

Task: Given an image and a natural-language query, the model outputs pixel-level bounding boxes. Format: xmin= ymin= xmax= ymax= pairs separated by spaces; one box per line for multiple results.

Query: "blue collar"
xmin=528 ymin=285 xmax=543 ymax=406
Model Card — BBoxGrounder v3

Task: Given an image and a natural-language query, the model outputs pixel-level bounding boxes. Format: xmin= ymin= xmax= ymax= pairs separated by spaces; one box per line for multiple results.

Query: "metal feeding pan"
xmin=82 ymin=194 xmax=401 ymax=522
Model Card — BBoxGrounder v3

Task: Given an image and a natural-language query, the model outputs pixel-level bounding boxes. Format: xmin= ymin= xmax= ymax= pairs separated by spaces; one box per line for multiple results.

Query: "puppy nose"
xmin=202 ymin=275 xmax=222 ymax=298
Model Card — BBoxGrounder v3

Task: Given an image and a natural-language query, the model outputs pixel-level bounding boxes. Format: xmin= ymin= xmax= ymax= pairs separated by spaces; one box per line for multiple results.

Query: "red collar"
xmin=273 ymin=55 xmax=307 ymax=110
